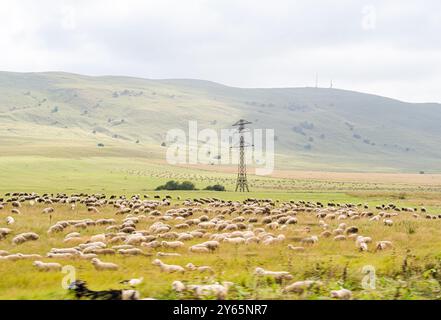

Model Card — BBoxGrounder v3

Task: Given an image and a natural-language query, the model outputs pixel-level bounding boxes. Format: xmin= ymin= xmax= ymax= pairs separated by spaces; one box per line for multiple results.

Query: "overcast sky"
xmin=1 ymin=0 xmax=440 ymax=102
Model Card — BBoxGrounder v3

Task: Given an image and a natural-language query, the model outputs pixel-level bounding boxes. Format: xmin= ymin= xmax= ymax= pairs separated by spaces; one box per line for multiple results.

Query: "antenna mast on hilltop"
xmin=232 ymin=119 xmax=253 ymax=192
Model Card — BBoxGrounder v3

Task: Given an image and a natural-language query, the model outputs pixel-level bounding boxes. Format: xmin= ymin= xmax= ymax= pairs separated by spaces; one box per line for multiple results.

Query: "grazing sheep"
xmin=334 ymin=235 xmax=346 ymax=241
xmin=12 ymin=232 xmax=39 ymax=245
xmin=0 ymin=228 xmax=12 ymax=240
xmin=152 ymin=259 xmax=185 ymax=273
xmin=376 ymin=241 xmax=393 ymax=251
xmin=90 ymin=234 xmax=106 ymax=243
xmin=198 ymin=240 xmax=220 ymax=252
xmin=42 ymin=207 xmax=55 ymax=214
xmin=186 ymin=263 xmax=214 ymax=273
xmin=185 ymin=282 xmax=234 ymax=300
xmin=330 ymin=288 xmax=352 ymax=300
xmin=254 ymin=267 xmax=292 ymax=281
xmin=189 ymin=245 xmax=210 ymax=253
xmin=120 ymin=277 xmax=144 ymax=287
xmin=287 ymin=245 xmax=305 ymax=252
xmin=5 ymin=216 xmax=15 ymax=225
xmin=282 ymin=280 xmax=322 ymax=294
xmin=91 ymin=258 xmax=119 ymax=271
xmin=223 ymin=237 xmax=246 ymax=245
xmin=161 ymin=241 xmax=184 ymax=249
xmin=157 ymin=252 xmax=181 ymax=257
xmin=301 ymin=236 xmax=319 ymax=245
xmin=33 ymin=261 xmax=62 ymax=271
xmin=118 ymin=248 xmax=143 ymax=256
xmin=383 ymin=219 xmax=393 ymax=226
xmin=172 ymin=280 xmax=186 ymax=293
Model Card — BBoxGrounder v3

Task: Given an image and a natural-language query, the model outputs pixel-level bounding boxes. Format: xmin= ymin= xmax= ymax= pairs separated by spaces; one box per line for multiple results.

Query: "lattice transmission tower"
xmin=232 ymin=119 xmax=253 ymax=192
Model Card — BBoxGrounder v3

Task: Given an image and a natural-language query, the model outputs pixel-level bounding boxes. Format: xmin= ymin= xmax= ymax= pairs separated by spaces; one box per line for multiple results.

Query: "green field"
xmin=1 ymin=148 xmax=441 ymax=300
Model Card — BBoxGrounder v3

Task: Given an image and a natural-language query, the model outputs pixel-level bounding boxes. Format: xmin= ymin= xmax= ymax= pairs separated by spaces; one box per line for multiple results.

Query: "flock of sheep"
xmin=0 ymin=191 xmax=430 ymax=300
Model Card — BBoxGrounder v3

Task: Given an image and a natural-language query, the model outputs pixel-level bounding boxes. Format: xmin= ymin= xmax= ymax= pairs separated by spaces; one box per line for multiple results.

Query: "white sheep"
xmin=89 ymin=234 xmax=106 ymax=243
xmin=330 ymin=288 xmax=352 ymax=300
xmin=118 ymin=248 xmax=143 ymax=256
xmin=121 ymin=277 xmax=144 ymax=287
xmin=161 ymin=241 xmax=184 ymax=249
xmin=254 ymin=267 xmax=292 ymax=281
xmin=172 ymin=280 xmax=186 ymax=292
xmin=5 ymin=216 xmax=15 ymax=225
xmin=33 ymin=261 xmax=62 ymax=271
xmin=189 ymin=245 xmax=210 ymax=253
xmin=383 ymin=219 xmax=393 ymax=226
xmin=223 ymin=237 xmax=246 ymax=245
xmin=376 ymin=240 xmax=393 ymax=251
xmin=186 ymin=263 xmax=214 ymax=273
xmin=282 ymin=280 xmax=322 ymax=294
xmin=157 ymin=252 xmax=181 ymax=257
xmin=152 ymin=259 xmax=185 ymax=273
xmin=91 ymin=258 xmax=119 ymax=271
xmin=287 ymin=245 xmax=305 ymax=252
xmin=12 ymin=232 xmax=39 ymax=245
xmin=186 ymin=282 xmax=234 ymax=300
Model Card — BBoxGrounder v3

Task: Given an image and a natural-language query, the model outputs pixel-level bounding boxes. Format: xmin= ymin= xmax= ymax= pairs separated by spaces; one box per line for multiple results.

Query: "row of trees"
xmin=155 ymin=180 xmax=225 ymax=191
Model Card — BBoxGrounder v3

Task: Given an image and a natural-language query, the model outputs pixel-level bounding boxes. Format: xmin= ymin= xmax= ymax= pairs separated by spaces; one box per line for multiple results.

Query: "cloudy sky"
xmin=1 ymin=0 xmax=440 ymax=102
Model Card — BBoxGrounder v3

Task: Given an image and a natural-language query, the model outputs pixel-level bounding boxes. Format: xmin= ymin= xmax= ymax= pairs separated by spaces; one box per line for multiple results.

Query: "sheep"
xmin=47 ymin=253 xmax=75 ymax=259
xmin=186 ymin=282 xmax=234 ymax=300
xmin=33 ymin=261 xmax=62 ymax=271
xmin=152 ymin=259 xmax=185 ymax=273
xmin=334 ymin=235 xmax=346 ymax=241
xmin=90 ymin=234 xmax=106 ymax=243
xmin=287 ymin=245 xmax=305 ymax=252
xmin=91 ymin=258 xmax=119 ymax=271
xmin=0 ymin=228 xmax=12 ymax=240
xmin=161 ymin=241 xmax=184 ymax=249
xmin=383 ymin=219 xmax=393 ymax=226
xmin=1 ymin=253 xmax=42 ymax=261
xmin=5 ymin=216 xmax=15 ymax=225
xmin=300 ymin=236 xmax=319 ymax=245
xmin=282 ymin=280 xmax=322 ymax=294
xmin=376 ymin=241 xmax=393 ymax=251
xmin=50 ymin=248 xmax=80 ymax=255
xmin=172 ymin=280 xmax=186 ymax=293
xmin=330 ymin=288 xmax=352 ymax=300
xmin=120 ymin=277 xmax=144 ymax=287
xmin=12 ymin=232 xmax=39 ymax=245
xmin=42 ymin=207 xmax=55 ymax=214
xmin=157 ymin=252 xmax=181 ymax=257
xmin=118 ymin=248 xmax=143 ymax=256
xmin=223 ymin=237 xmax=246 ymax=245
xmin=189 ymin=245 xmax=210 ymax=253
xmin=198 ymin=240 xmax=220 ymax=252
xmin=186 ymin=263 xmax=214 ymax=273
xmin=177 ymin=233 xmax=193 ymax=241
xmin=254 ymin=267 xmax=293 ymax=281
xmin=141 ymin=240 xmax=161 ymax=249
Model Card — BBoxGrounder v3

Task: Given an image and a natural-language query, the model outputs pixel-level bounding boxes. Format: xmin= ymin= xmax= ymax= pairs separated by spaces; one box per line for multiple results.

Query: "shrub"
xmin=155 ymin=180 xmax=196 ymax=191
xmin=205 ymin=184 xmax=226 ymax=191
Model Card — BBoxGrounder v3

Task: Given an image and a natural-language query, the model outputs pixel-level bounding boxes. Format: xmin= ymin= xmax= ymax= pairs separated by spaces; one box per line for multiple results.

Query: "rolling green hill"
xmin=1 ymin=71 xmax=440 ymax=173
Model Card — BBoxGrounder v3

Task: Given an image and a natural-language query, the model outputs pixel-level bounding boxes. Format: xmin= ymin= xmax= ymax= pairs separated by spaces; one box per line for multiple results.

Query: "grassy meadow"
xmin=2 ymin=145 xmax=441 ymax=300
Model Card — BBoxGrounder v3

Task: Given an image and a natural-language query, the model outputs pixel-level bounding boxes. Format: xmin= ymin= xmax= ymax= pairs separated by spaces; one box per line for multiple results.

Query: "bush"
xmin=155 ymin=180 xmax=196 ymax=191
xmin=204 ymin=184 xmax=226 ymax=191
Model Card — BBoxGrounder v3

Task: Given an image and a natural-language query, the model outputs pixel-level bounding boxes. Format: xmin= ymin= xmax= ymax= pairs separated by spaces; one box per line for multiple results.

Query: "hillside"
xmin=1 ymin=71 xmax=441 ymax=173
